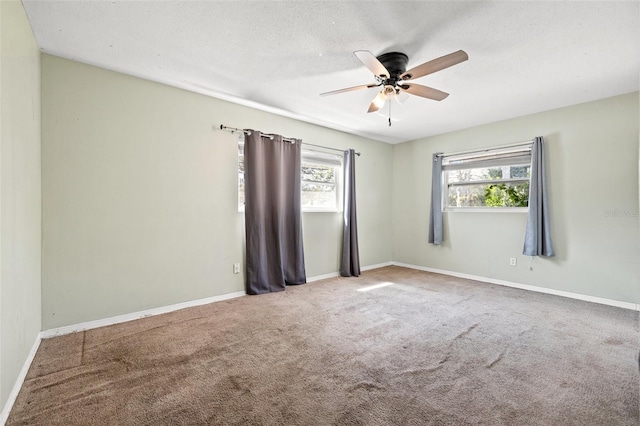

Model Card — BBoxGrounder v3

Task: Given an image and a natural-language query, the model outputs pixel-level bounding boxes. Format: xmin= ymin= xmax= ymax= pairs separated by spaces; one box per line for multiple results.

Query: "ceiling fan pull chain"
xmin=388 ymin=100 xmax=392 ymax=127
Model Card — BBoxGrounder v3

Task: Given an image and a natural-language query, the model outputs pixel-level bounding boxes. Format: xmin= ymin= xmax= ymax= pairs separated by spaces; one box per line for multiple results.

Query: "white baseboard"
xmin=0 ymin=334 xmax=42 ymax=426
xmin=393 ymin=261 xmax=640 ymax=311
xmin=40 ymin=291 xmax=246 ymax=339
xmin=361 ymin=261 xmax=394 ymax=271
xmin=307 ymin=261 xmax=393 ymax=282
xmin=307 ymin=271 xmax=340 ymax=282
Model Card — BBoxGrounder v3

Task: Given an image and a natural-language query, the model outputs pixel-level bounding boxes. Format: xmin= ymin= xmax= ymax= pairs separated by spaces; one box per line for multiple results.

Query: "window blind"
xmin=443 ymin=147 xmax=531 ymax=171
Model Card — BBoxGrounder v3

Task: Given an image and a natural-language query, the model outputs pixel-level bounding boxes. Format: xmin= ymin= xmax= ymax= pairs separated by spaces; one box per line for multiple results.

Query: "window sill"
xmin=444 ymin=207 xmax=528 ymax=213
xmin=239 ymin=207 xmax=342 ymax=213
xmin=303 ymin=208 xmax=342 ymax=213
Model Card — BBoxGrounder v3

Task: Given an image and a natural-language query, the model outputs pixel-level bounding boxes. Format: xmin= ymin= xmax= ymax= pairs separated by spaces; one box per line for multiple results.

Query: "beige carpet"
xmin=7 ymin=266 xmax=640 ymax=425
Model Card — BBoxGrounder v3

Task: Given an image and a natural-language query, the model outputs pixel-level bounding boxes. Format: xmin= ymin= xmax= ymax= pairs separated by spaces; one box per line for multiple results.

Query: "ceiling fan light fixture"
xmin=382 ymin=85 xmax=396 ymax=97
xmin=395 ymin=90 xmax=409 ymax=104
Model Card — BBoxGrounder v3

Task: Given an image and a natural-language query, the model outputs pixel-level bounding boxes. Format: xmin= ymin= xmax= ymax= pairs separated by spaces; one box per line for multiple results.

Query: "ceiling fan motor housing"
xmin=376 ymin=52 xmax=409 ymax=85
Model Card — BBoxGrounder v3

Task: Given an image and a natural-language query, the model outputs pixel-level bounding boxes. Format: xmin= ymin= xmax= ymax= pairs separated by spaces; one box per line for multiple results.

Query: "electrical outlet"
xmin=509 ymin=257 xmax=517 ymax=266
xmin=233 ymin=263 xmax=240 ymax=274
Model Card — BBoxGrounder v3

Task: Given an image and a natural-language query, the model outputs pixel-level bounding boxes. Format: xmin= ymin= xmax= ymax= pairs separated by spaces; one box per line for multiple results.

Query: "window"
xmin=442 ymin=146 xmax=531 ymax=210
xmin=238 ymin=138 xmax=342 ymax=212
xmin=300 ymin=151 xmax=342 ymax=211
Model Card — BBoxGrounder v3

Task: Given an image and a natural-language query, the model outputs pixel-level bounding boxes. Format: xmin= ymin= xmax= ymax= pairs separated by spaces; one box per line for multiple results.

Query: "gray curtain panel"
xmin=428 ymin=153 xmax=443 ymax=244
xmin=523 ymin=137 xmax=555 ymax=256
xmin=244 ymin=130 xmax=306 ymax=295
xmin=340 ymin=149 xmax=360 ymax=277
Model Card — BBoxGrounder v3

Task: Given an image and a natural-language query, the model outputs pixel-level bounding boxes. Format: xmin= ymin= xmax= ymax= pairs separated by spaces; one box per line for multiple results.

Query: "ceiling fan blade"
xmin=320 ymin=83 xmax=379 ymax=97
xmin=320 ymin=84 xmax=379 ymax=96
xmin=400 ymin=50 xmax=468 ymax=80
xmin=400 ymin=83 xmax=449 ymax=101
xmin=354 ymin=50 xmax=390 ymax=78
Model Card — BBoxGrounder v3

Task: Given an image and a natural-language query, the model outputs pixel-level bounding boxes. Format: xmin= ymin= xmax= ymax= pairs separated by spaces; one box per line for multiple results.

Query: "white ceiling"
xmin=23 ymin=1 xmax=639 ymax=144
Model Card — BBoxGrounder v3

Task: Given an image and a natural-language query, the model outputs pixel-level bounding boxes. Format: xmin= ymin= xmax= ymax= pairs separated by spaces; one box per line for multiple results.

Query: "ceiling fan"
xmin=321 ymin=49 xmax=468 ymax=120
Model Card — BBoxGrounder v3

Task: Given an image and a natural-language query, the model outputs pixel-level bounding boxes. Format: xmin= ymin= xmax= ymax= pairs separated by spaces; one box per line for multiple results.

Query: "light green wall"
xmin=41 ymin=54 xmax=393 ymax=329
xmin=0 ymin=0 xmax=42 ymax=410
xmin=392 ymin=92 xmax=639 ymax=304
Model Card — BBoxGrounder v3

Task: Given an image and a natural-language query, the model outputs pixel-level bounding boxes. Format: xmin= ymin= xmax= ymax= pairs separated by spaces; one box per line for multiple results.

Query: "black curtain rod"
xmin=218 ymin=125 xmax=361 ymax=156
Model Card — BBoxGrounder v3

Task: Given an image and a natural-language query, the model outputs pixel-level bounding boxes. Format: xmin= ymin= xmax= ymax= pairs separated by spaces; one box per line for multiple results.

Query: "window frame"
xmin=300 ymin=150 xmax=343 ymax=213
xmin=441 ymin=145 xmax=532 ymax=213
xmin=237 ymin=137 xmax=343 ymax=213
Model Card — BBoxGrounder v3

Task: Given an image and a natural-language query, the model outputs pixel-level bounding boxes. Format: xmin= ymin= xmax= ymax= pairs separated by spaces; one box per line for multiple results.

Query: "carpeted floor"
xmin=7 ymin=266 xmax=640 ymax=425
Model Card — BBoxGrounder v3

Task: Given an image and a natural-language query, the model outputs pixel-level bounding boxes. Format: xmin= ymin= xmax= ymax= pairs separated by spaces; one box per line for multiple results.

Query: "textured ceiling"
xmin=23 ymin=1 xmax=639 ymax=144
